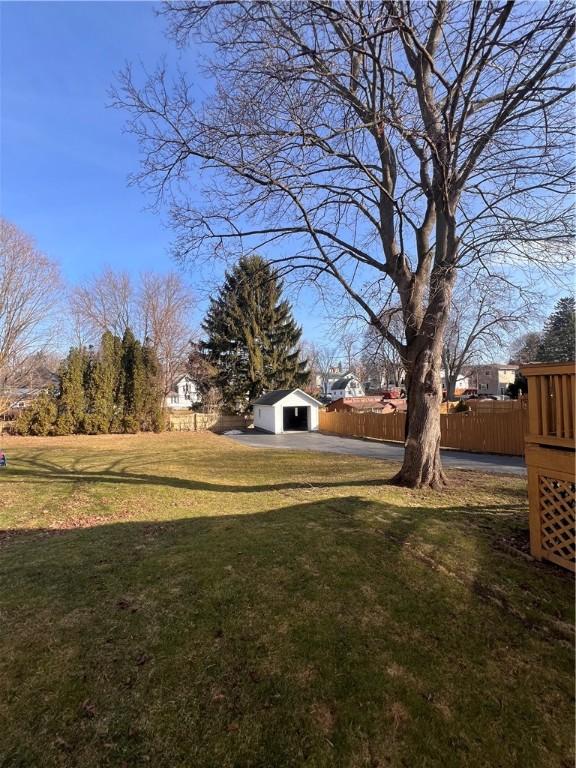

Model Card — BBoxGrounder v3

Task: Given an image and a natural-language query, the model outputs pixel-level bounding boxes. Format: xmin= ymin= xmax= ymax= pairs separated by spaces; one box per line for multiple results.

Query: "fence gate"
xmin=521 ymin=362 xmax=575 ymax=572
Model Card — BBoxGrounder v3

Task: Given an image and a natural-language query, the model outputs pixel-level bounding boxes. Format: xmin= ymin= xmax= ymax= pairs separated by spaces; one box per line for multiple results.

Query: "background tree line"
xmin=510 ymin=297 xmax=575 ymax=366
xmin=507 ymin=297 xmax=576 ymax=397
xmin=2 ymin=216 xmax=573 ymax=429
xmin=1 ymin=216 xmax=309 ymax=421
xmin=0 ymin=216 xmax=195 ymax=418
xmin=16 ymin=329 xmax=164 ymax=436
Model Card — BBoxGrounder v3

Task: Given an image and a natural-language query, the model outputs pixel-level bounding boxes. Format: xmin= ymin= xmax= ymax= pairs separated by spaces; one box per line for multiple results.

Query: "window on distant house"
xmin=171 ymin=395 xmax=178 ymax=404
xmin=258 ymin=409 xmax=261 ymax=417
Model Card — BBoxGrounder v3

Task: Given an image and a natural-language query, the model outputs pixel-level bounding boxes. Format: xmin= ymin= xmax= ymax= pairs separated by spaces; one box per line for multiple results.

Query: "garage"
xmin=283 ymin=405 xmax=308 ymax=431
xmin=252 ymin=389 xmax=322 ymax=434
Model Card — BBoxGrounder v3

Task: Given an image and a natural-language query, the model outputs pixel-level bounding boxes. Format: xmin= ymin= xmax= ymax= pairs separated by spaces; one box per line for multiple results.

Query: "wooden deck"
xmin=521 ymin=362 xmax=575 ymax=572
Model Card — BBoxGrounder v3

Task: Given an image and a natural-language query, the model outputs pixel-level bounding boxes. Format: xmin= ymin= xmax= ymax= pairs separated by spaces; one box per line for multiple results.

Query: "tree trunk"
xmin=447 ymin=375 xmax=457 ymax=402
xmin=392 ymin=344 xmax=447 ymax=490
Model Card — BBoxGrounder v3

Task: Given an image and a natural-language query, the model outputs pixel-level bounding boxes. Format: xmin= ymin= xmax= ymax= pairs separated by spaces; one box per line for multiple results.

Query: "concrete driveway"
xmin=225 ymin=431 xmax=526 ymax=475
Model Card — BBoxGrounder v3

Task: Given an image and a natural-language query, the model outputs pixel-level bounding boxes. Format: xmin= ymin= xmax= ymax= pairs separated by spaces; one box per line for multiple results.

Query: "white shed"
xmin=252 ymin=389 xmax=323 ymax=434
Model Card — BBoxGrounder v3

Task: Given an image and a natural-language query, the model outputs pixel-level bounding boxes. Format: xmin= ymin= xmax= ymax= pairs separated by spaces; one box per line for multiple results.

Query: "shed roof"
xmin=252 ymin=388 xmax=324 ymax=407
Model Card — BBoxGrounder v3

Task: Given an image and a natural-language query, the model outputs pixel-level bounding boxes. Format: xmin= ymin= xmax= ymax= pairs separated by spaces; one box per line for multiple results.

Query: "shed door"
xmin=283 ymin=406 xmax=308 ymax=431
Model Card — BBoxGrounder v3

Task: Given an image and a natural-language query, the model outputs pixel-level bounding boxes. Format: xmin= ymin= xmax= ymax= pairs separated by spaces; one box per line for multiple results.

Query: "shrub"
xmin=16 ymin=391 xmax=57 ymax=436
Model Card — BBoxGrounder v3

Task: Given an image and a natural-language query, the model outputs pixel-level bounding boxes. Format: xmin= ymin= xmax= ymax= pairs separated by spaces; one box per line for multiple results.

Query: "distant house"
xmin=330 ymin=374 xmax=365 ymax=401
xmin=364 ymin=372 xmax=406 ymax=393
xmin=1 ymin=364 xmax=59 ymax=416
xmin=2 ymin=386 xmax=44 ymax=413
xmin=440 ymin=372 xmax=471 ymax=396
xmin=165 ymin=375 xmax=200 ymax=410
xmin=252 ymin=389 xmax=323 ymax=433
xmin=466 ymin=364 xmax=519 ymax=397
xmin=314 ymin=366 xmax=345 ymax=397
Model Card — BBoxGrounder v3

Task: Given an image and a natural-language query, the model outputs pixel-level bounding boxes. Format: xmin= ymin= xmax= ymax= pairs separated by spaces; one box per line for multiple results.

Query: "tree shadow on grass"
xmin=5 ymin=451 xmax=524 ymax=500
xmin=0 ymin=495 xmax=573 ymax=768
xmin=11 ymin=452 xmax=399 ymax=494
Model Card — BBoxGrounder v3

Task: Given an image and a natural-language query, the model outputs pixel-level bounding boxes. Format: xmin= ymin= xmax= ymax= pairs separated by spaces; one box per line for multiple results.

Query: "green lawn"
xmin=0 ymin=433 xmax=573 ymax=768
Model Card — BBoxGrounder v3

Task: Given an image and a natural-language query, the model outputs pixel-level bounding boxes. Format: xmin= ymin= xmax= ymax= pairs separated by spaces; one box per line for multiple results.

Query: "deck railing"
xmin=521 ymin=362 xmax=575 ymax=572
xmin=523 ymin=362 xmax=575 ymax=448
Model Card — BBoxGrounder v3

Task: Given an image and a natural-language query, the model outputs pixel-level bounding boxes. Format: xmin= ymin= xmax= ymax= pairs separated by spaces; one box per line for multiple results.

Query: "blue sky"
xmin=1 ymin=1 xmax=566 ymax=359
xmin=1 ymin=0 xmax=326 ymax=343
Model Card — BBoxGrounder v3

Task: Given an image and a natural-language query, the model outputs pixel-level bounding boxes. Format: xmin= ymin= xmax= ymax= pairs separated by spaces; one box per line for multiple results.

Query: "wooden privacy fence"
xmin=466 ymin=397 xmax=527 ymax=413
xmin=521 ymin=362 xmax=575 ymax=572
xmin=440 ymin=409 xmax=526 ymax=455
xmin=439 ymin=397 xmax=526 ymax=414
xmin=169 ymin=412 xmax=252 ymax=433
xmin=319 ymin=408 xmax=527 ymax=456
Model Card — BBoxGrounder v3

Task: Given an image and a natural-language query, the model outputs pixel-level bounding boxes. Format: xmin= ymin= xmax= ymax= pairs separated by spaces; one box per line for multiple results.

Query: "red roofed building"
xmin=326 ymin=396 xmax=407 ymax=414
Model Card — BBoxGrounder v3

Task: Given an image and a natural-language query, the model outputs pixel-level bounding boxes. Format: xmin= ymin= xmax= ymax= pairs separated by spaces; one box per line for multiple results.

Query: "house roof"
xmin=173 ymin=374 xmax=194 ymax=385
xmin=327 ymin=396 xmax=406 ymax=412
xmin=467 ymin=363 xmax=519 ymax=371
xmin=331 ymin=376 xmax=359 ymax=390
xmin=252 ymin=388 xmax=324 ymax=407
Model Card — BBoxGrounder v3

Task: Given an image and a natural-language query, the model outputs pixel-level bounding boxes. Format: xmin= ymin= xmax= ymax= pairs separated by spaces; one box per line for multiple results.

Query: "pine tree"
xmin=110 ymin=333 xmax=125 ymax=433
xmin=202 ymin=255 xmax=308 ymax=411
xmin=141 ymin=338 xmax=164 ymax=432
xmin=55 ymin=347 xmax=89 ymax=435
xmin=536 ymin=297 xmax=575 ymax=363
xmin=84 ymin=332 xmax=118 ymax=434
xmin=121 ymin=328 xmax=145 ymax=432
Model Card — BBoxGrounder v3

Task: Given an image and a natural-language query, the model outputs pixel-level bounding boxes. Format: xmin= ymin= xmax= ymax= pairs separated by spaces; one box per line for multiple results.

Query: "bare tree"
xmin=509 ymin=331 xmax=543 ymax=365
xmin=303 ymin=342 xmax=340 ymax=395
xmin=298 ymin=340 xmax=320 ymax=392
xmin=199 ymin=386 xmax=224 ymax=414
xmin=361 ymin=309 xmax=406 ymax=390
xmin=0 ymin=218 xmax=61 ymax=394
xmin=140 ymin=271 xmax=195 ymax=394
xmin=71 ymin=268 xmax=195 ymax=394
xmin=70 ymin=268 xmax=135 ymax=342
xmin=338 ymin=331 xmax=361 ymax=374
xmin=442 ymin=275 xmax=535 ymax=400
xmin=114 ymin=1 xmax=574 ymax=487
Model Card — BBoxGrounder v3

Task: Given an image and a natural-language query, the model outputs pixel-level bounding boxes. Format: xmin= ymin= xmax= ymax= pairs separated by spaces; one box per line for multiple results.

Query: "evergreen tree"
xmin=121 ymin=328 xmax=145 ymax=432
xmin=84 ymin=332 xmax=119 ymax=434
xmin=202 ymin=255 xmax=308 ymax=411
xmin=110 ymin=333 xmax=125 ymax=433
xmin=506 ymin=374 xmax=528 ymax=400
xmin=16 ymin=389 xmax=57 ymax=436
xmin=15 ymin=330 xmax=165 ymax=436
xmin=55 ymin=347 xmax=89 ymax=435
xmin=509 ymin=331 xmax=542 ymax=365
xmin=536 ymin=297 xmax=575 ymax=363
xmin=141 ymin=338 xmax=164 ymax=432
